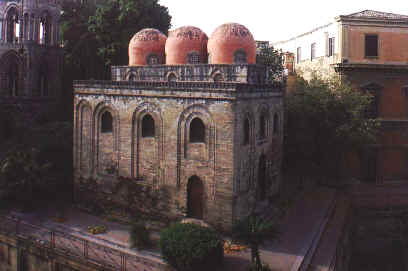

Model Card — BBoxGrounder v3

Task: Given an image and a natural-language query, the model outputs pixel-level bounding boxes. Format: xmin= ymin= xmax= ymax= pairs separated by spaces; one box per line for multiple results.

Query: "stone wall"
xmin=112 ymin=64 xmax=268 ymax=84
xmin=73 ymin=80 xmax=284 ymax=230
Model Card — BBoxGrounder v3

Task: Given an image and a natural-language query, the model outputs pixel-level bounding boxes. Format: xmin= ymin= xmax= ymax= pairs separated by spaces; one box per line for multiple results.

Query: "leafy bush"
xmin=130 ymin=222 xmax=150 ymax=250
xmin=160 ymin=223 xmax=224 ymax=271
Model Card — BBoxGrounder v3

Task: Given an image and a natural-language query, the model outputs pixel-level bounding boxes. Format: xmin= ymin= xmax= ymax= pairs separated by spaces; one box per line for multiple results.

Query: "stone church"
xmin=0 ymin=0 xmax=62 ymax=140
xmin=73 ymin=24 xmax=284 ymax=229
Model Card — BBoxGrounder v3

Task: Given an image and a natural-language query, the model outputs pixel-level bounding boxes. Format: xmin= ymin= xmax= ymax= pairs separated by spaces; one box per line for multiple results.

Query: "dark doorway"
xmin=258 ymin=154 xmax=267 ymax=201
xmin=187 ymin=176 xmax=204 ymax=219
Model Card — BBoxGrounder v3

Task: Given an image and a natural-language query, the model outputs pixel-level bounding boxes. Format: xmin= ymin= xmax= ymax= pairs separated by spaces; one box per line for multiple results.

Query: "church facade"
xmin=73 ymin=24 xmax=284 ymax=229
xmin=0 ymin=0 xmax=62 ymax=140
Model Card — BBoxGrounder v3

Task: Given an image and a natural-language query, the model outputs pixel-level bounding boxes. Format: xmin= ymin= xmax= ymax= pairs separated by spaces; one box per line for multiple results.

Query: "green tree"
xmin=284 ymin=75 xmax=379 ymax=182
xmin=256 ymin=46 xmax=284 ymax=81
xmin=60 ymin=0 xmax=103 ymax=79
xmin=0 ymin=122 xmax=73 ymax=209
xmin=233 ymin=213 xmax=279 ymax=271
xmin=88 ymin=0 xmax=171 ymax=69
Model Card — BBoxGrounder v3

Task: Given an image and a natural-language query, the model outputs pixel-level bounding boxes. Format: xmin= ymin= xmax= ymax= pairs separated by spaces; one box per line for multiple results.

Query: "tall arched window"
xmin=101 ymin=111 xmax=113 ymax=133
xmin=273 ymin=113 xmax=279 ymax=135
xmin=259 ymin=113 xmax=267 ymax=139
xmin=39 ymin=73 xmax=48 ymax=96
xmin=40 ymin=14 xmax=51 ymax=45
xmin=142 ymin=114 xmax=155 ymax=137
xmin=6 ymin=7 xmax=19 ymax=43
xmin=243 ymin=117 xmax=250 ymax=145
xmin=234 ymin=49 xmax=247 ymax=64
xmin=190 ymin=117 xmax=205 ymax=143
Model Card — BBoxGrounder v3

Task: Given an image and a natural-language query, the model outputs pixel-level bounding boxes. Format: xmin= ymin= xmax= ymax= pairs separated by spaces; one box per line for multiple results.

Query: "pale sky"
xmin=159 ymin=0 xmax=408 ymax=43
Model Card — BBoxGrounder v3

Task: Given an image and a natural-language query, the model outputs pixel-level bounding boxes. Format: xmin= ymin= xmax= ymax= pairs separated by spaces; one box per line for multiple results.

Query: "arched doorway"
xmin=258 ymin=154 xmax=267 ymax=201
xmin=187 ymin=176 xmax=204 ymax=219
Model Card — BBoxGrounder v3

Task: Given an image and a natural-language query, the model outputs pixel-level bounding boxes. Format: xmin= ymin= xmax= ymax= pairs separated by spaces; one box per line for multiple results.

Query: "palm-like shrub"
xmin=233 ymin=213 xmax=280 ymax=271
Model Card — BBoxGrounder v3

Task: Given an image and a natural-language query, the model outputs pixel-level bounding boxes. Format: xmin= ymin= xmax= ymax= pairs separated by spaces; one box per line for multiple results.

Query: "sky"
xmin=159 ymin=0 xmax=408 ymax=43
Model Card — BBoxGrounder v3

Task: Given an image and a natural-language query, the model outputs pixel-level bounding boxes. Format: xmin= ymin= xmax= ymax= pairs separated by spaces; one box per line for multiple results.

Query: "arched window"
xmin=234 ymin=49 xmax=247 ymax=64
xmin=101 ymin=111 xmax=113 ymax=133
xmin=260 ymin=113 xmax=267 ymax=139
xmin=7 ymin=63 xmax=19 ymax=96
xmin=142 ymin=114 xmax=155 ymax=137
xmin=187 ymin=51 xmax=200 ymax=64
xmin=213 ymin=73 xmax=223 ymax=82
xmin=6 ymin=8 xmax=19 ymax=43
xmin=39 ymin=73 xmax=48 ymax=96
xmin=243 ymin=117 xmax=250 ymax=145
xmin=128 ymin=73 xmax=136 ymax=81
xmin=40 ymin=14 xmax=51 ymax=45
xmin=168 ymin=73 xmax=177 ymax=82
xmin=146 ymin=54 xmax=159 ymax=65
xmin=190 ymin=117 xmax=205 ymax=143
xmin=273 ymin=113 xmax=279 ymax=135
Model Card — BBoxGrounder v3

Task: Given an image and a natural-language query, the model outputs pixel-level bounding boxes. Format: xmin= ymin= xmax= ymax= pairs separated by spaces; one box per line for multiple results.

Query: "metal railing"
xmin=0 ymin=215 xmax=166 ymax=271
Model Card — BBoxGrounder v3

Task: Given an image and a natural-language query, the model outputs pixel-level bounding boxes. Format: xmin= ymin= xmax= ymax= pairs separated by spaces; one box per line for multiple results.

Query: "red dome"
xmin=207 ymin=23 xmax=256 ymax=64
xmin=128 ymin=28 xmax=167 ymax=66
xmin=165 ymin=26 xmax=208 ymax=65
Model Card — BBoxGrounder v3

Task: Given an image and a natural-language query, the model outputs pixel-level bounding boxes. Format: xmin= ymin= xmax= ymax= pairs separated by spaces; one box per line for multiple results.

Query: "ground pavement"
xmin=4 ymin=186 xmax=340 ymax=271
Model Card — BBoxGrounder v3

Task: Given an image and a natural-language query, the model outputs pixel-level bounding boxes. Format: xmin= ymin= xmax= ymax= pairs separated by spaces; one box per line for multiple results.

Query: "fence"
xmin=0 ymin=214 xmax=166 ymax=271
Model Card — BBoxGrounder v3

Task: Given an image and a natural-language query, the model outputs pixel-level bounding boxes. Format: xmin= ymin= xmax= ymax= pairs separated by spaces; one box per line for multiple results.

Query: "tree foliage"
xmin=256 ymin=46 xmax=284 ymax=81
xmin=0 ymin=122 xmax=73 ymax=208
xmin=88 ymin=0 xmax=171 ymax=68
xmin=284 ymin=75 xmax=380 ymax=181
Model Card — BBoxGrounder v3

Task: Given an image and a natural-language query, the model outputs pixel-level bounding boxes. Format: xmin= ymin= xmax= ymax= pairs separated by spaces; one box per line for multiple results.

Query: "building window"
xmin=365 ymin=35 xmax=378 ymax=58
xmin=311 ymin=43 xmax=316 ymax=60
xmin=273 ymin=113 xmax=279 ymax=135
xmin=328 ymin=37 xmax=335 ymax=57
xmin=234 ymin=50 xmax=247 ymax=64
xmin=296 ymin=47 xmax=301 ymax=64
xmin=190 ymin=117 xmax=205 ymax=143
xmin=213 ymin=73 xmax=223 ymax=82
xmin=6 ymin=63 xmax=19 ymax=96
xmin=243 ymin=117 xmax=250 ymax=145
xmin=39 ymin=74 xmax=48 ymax=96
xmin=167 ymin=73 xmax=177 ymax=82
xmin=187 ymin=51 xmax=200 ymax=64
xmin=128 ymin=74 xmax=136 ymax=81
xmin=6 ymin=8 xmax=19 ymax=43
xmin=259 ymin=113 xmax=267 ymax=139
xmin=361 ymin=83 xmax=382 ymax=118
xmin=101 ymin=111 xmax=113 ymax=133
xmin=146 ymin=54 xmax=159 ymax=65
xmin=141 ymin=114 xmax=155 ymax=137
